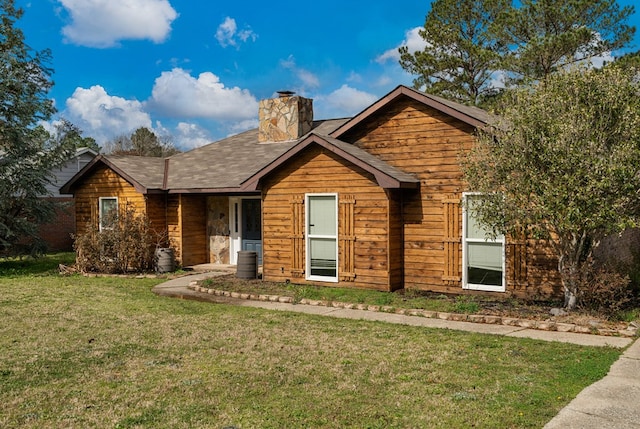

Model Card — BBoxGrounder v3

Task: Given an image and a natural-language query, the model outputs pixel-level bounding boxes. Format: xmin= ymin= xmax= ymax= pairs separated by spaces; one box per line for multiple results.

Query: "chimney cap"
xmin=277 ymin=90 xmax=295 ymax=98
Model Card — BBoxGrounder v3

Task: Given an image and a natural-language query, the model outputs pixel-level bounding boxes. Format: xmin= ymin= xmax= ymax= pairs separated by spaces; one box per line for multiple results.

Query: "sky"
xmin=15 ymin=0 xmax=640 ymax=151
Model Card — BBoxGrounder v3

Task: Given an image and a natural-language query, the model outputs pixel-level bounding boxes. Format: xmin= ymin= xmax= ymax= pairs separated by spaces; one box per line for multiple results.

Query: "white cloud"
xmin=229 ymin=118 xmax=259 ymax=134
xmin=280 ymin=55 xmax=320 ymax=89
xmin=149 ymin=68 xmax=259 ymax=120
xmin=376 ymin=27 xmax=427 ymax=63
xmin=575 ymin=33 xmax=614 ymax=69
xmin=314 ymin=85 xmax=378 ymax=119
xmin=375 ymin=75 xmax=393 ymax=87
xmin=174 ymin=122 xmax=213 ymax=149
xmin=59 ymin=0 xmax=178 ymax=48
xmin=346 ymin=71 xmax=362 ymax=83
xmin=215 ymin=16 xmax=257 ymax=48
xmin=64 ymin=85 xmax=152 ymax=143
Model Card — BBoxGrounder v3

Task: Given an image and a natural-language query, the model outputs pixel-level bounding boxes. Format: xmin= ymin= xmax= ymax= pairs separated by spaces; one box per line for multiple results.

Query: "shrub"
xmin=74 ymin=206 xmax=166 ymax=274
xmin=578 ymin=265 xmax=633 ymax=318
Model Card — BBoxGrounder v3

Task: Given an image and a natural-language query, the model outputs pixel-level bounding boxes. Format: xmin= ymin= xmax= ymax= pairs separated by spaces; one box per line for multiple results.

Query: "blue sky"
xmin=16 ymin=0 xmax=640 ymax=150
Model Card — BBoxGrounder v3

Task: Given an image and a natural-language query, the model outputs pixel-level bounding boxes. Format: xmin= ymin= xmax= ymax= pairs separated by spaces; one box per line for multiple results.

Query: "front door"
xmin=241 ymin=199 xmax=262 ymax=264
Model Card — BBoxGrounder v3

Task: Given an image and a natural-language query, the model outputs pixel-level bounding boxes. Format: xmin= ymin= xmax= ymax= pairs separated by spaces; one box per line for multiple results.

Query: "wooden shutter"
xmin=507 ymin=237 xmax=528 ymax=287
xmin=91 ymin=199 xmax=98 ymax=227
xmin=339 ymin=195 xmax=356 ymax=281
xmin=290 ymin=196 xmax=305 ymax=277
xmin=442 ymin=195 xmax=461 ymax=285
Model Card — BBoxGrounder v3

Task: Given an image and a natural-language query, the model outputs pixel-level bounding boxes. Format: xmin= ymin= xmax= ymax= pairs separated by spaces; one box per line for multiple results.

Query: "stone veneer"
xmin=258 ymin=93 xmax=313 ymax=142
xmin=207 ymin=196 xmax=230 ymax=264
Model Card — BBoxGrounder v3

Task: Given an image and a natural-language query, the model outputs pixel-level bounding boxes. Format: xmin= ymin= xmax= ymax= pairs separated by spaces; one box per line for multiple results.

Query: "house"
xmin=39 ymin=147 xmax=97 ymax=251
xmin=61 ymin=86 xmax=561 ymax=298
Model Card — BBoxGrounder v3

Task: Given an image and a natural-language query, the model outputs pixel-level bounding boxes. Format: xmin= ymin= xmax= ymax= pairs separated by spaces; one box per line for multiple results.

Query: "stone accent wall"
xmin=207 ymin=196 xmax=230 ymax=264
xmin=258 ymin=94 xmax=313 ymax=142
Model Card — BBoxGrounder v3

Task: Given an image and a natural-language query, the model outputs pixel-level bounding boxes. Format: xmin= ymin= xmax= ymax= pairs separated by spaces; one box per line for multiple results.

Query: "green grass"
xmin=0 ymin=255 xmax=623 ymax=428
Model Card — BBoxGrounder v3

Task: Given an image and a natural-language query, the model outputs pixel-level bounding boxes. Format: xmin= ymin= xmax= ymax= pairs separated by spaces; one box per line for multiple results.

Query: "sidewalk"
xmin=152 ymin=271 xmax=632 ymax=348
xmin=544 ymin=339 xmax=640 ymax=429
xmin=153 ymin=271 xmax=639 ymax=428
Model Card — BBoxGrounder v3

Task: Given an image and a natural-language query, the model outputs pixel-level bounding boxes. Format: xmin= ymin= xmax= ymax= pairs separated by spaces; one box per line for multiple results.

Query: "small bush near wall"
xmin=73 ymin=207 xmax=165 ymax=274
xmin=578 ymin=265 xmax=633 ymax=318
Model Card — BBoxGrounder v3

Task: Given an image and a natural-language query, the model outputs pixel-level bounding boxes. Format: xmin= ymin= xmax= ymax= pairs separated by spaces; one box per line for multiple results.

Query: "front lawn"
xmin=0 ymin=254 xmax=622 ymax=428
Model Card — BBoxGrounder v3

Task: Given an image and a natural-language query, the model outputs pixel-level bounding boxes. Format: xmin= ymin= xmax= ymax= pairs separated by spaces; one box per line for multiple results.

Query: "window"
xmin=99 ymin=197 xmax=118 ymax=231
xmin=306 ymin=194 xmax=338 ymax=282
xmin=462 ymin=193 xmax=505 ymax=292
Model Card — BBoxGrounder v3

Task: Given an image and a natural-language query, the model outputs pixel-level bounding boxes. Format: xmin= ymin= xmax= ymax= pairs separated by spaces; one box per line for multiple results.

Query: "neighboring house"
xmin=40 ymin=147 xmax=97 ymax=251
xmin=61 ymin=86 xmax=561 ymax=298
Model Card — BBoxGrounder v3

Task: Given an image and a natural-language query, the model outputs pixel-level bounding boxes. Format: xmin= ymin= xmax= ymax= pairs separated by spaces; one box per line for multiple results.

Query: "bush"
xmin=74 ymin=206 xmax=166 ymax=274
xmin=578 ymin=265 xmax=633 ymax=318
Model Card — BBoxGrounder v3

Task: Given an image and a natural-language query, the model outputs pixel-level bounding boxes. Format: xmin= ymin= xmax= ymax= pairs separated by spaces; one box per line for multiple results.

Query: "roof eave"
xmin=166 ymin=187 xmax=260 ymax=195
xmin=330 ymin=85 xmax=487 ymax=139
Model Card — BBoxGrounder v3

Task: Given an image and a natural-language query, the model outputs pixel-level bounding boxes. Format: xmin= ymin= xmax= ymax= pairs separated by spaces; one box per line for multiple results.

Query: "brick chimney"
xmin=258 ymin=91 xmax=313 ymax=142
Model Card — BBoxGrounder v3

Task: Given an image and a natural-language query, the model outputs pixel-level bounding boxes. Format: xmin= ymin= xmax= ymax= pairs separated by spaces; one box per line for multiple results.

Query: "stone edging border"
xmin=189 ymin=283 xmax=638 ymax=338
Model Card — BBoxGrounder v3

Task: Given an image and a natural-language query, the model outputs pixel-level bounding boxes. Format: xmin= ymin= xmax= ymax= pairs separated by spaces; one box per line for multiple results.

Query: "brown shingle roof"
xmin=60 ymin=154 xmax=166 ymax=194
xmin=164 ymin=118 xmax=349 ymax=192
xmin=60 ymin=85 xmax=491 ymax=195
xmin=105 ymin=155 xmax=166 ymax=190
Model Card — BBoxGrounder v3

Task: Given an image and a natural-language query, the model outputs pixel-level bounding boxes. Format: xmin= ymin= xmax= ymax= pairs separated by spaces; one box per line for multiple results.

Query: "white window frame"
xmin=462 ymin=192 xmax=505 ymax=292
xmin=305 ymin=193 xmax=339 ymax=283
xmin=99 ymin=197 xmax=118 ymax=231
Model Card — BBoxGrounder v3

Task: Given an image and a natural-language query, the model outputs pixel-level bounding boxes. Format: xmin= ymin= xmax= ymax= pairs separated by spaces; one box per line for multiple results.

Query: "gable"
xmin=60 ymin=155 xmax=165 ymax=195
xmin=329 ymin=96 xmax=479 ymax=192
xmin=241 ymin=134 xmax=419 ymax=191
xmin=337 ymin=94 xmax=478 ymax=146
xmin=262 ymin=144 xmax=380 ymax=191
xmin=331 ymin=85 xmax=487 ymax=142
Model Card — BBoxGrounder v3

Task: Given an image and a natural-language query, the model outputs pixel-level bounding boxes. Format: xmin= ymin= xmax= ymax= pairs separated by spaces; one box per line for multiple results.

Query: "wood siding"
xmin=73 ymin=165 xmax=168 ymax=248
xmin=166 ymin=194 xmax=208 ymax=266
xmin=74 ymin=165 xmax=147 ymax=236
xmin=340 ymin=96 xmax=560 ymax=298
xmin=178 ymin=194 xmax=207 ymax=266
xmin=146 ymin=194 xmax=169 ymax=246
xmin=261 ymin=145 xmax=399 ymax=291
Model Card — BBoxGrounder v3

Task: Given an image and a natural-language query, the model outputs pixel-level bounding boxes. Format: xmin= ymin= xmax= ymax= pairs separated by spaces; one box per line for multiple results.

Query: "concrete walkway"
xmin=544 ymin=339 xmax=640 ymax=429
xmin=152 ymin=271 xmax=639 ymax=428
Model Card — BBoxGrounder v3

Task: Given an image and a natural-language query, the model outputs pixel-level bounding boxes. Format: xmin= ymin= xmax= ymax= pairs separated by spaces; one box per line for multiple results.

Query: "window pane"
xmin=309 ymin=238 xmax=336 ymax=277
xmin=465 ymin=195 xmax=503 ymax=240
xmin=467 ymin=242 xmax=502 ymax=286
xmin=100 ymin=198 xmax=118 ymax=229
xmin=309 ymin=196 xmax=336 ymax=236
xmin=101 ymin=198 xmax=117 ymax=218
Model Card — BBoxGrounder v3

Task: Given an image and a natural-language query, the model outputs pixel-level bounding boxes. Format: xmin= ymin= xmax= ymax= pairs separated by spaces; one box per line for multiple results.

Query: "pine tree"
xmin=0 ymin=0 xmax=75 ymax=255
xmin=399 ymin=0 xmax=510 ymax=106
